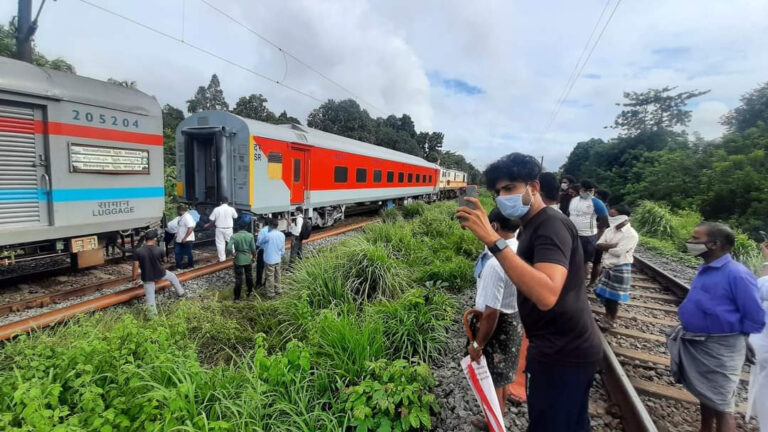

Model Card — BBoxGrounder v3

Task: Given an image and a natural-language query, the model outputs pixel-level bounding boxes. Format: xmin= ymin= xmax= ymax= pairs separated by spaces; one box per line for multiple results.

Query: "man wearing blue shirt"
xmin=257 ymin=218 xmax=285 ymax=298
xmin=669 ymin=222 xmax=765 ymax=432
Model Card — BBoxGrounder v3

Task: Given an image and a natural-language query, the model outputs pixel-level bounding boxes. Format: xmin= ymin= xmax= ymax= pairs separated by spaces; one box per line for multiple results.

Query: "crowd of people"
xmin=133 ymin=197 xmax=308 ymax=313
xmin=457 ymin=152 xmax=767 ymax=431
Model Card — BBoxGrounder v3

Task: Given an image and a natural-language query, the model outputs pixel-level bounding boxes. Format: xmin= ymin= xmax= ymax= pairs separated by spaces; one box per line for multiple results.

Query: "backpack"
xmin=299 ymin=217 xmax=312 ymax=240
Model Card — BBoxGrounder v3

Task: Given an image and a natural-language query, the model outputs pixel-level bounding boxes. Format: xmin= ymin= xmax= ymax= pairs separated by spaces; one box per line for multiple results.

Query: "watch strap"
xmin=488 ymin=238 xmax=507 ymax=255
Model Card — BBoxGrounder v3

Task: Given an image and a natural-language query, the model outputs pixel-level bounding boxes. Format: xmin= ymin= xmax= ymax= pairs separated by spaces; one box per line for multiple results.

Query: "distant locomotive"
xmin=175 ymin=111 xmax=443 ymax=229
xmin=0 ymin=57 xmax=163 ymax=268
xmin=438 ymin=168 xmax=468 ymax=198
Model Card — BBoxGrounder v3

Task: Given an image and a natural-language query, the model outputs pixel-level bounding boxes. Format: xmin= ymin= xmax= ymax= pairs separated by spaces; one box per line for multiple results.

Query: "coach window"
xmin=373 ymin=170 xmax=382 ymax=183
xmin=356 ymin=168 xmax=367 ymax=183
xmin=293 ymin=159 xmax=301 ymax=182
xmin=387 ymin=171 xmax=394 ymax=183
xmin=398 ymin=172 xmax=404 ymax=183
xmin=407 ymin=173 xmax=413 ymax=183
xmin=416 ymin=174 xmax=421 ymax=183
xmin=334 ymin=166 xmax=348 ymax=183
xmin=429 ymin=175 xmax=433 ymax=183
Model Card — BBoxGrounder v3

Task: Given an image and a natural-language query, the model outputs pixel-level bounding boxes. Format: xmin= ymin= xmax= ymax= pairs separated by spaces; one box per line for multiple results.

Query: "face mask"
xmin=560 ymin=183 xmax=569 ymax=191
xmin=580 ymin=192 xmax=593 ymax=200
xmin=685 ymin=242 xmax=709 ymax=256
xmin=608 ymin=215 xmax=628 ymax=227
xmin=495 ymin=187 xmax=531 ymax=220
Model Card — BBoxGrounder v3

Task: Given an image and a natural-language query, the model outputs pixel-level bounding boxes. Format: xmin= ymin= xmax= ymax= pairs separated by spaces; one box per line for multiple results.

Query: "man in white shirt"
xmin=466 ymin=208 xmax=524 ymax=428
xmin=746 ymin=241 xmax=768 ymax=431
xmin=163 ymin=215 xmax=180 ymax=254
xmin=594 ymin=204 xmax=639 ymax=331
xmin=289 ymin=207 xmax=304 ymax=264
xmin=174 ymin=204 xmax=196 ymax=269
xmin=569 ymin=179 xmax=609 ymax=276
xmin=204 ymin=197 xmax=238 ymax=262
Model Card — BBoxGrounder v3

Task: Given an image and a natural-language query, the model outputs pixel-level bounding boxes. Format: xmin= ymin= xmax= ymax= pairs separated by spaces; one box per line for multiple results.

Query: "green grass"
xmin=0 ymin=200 xmax=484 ymax=431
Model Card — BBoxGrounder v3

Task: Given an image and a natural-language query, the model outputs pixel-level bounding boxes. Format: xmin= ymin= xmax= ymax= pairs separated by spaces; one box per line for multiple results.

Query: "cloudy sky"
xmin=2 ymin=0 xmax=767 ymax=169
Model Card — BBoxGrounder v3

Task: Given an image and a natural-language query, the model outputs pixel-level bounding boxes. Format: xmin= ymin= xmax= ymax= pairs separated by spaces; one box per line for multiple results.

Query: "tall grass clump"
xmin=400 ymin=201 xmax=427 ymax=219
xmin=379 ymin=206 xmax=403 ymax=224
xmin=334 ymin=237 xmax=413 ymax=301
xmin=633 ymin=201 xmax=676 ymax=239
xmin=309 ymin=310 xmax=386 ymax=381
xmin=368 ymin=287 xmax=456 ymax=362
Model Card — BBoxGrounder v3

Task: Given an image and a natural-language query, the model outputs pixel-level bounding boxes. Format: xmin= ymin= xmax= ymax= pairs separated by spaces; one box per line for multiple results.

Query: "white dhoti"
xmin=746 ymin=276 xmax=768 ymax=431
xmin=215 ymin=227 xmax=233 ymax=261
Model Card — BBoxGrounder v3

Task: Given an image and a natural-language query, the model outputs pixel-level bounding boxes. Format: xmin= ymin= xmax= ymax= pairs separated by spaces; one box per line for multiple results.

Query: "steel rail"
xmin=599 ymin=331 xmax=658 ymax=432
xmin=632 ymin=255 xmax=690 ymax=298
xmin=0 ymin=219 xmax=375 ymax=341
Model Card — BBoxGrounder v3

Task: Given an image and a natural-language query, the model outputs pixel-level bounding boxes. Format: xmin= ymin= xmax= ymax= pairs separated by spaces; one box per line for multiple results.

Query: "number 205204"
xmin=72 ymin=110 xmax=140 ymax=129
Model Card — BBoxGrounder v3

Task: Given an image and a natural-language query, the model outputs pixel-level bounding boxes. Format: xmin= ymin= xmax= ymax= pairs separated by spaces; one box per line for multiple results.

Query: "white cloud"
xmin=1 ymin=0 xmax=767 ymax=170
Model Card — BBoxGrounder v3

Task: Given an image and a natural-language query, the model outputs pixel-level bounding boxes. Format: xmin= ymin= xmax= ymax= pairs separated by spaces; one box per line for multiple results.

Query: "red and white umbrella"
xmin=462 ymin=309 xmax=507 ymax=432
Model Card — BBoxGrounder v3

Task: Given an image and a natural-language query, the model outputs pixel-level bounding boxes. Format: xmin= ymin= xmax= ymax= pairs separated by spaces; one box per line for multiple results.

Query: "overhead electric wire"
xmin=77 ymin=0 xmax=326 ymax=103
xmin=196 ymin=0 xmax=386 ymax=115
xmin=544 ymin=0 xmax=612 ymax=133
xmin=542 ymin=0 xmax=623 ymax=136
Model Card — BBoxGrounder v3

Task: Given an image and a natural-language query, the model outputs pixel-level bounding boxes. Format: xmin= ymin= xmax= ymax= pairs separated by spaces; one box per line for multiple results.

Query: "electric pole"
xmin=16 ymin=0 xmax=33 ymax=63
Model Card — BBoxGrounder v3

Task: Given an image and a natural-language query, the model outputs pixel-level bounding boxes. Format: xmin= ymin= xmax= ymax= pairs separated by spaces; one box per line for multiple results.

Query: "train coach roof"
xmin=0 ymin=57 xmax=160 ymax=117
xmin=238 ymin=115 xmax=439 ymax=169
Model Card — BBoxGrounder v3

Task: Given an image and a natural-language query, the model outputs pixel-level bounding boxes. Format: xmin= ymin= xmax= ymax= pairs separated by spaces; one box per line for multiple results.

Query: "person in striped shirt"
xmin=467 ymin=208 xmax=523 ymax=429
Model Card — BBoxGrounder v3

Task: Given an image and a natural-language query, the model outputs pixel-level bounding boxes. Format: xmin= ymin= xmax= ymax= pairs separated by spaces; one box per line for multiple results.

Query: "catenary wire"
xmin=197 ymin=0 xmax=387 ymax=115
xmin=77 ymin=0 xmax=327 ymax=103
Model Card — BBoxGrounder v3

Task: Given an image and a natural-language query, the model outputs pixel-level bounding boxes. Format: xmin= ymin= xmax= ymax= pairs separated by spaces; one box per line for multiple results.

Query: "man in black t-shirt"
xmin=132 ymin=229 xmax=186 ymax=315
xmin=457 ymin=153 xmax=602 ymax=432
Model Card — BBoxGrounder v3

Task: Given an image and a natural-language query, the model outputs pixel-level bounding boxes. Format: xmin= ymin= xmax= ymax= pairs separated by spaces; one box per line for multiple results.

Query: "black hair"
xmin=269 ymin=218 xmax=279 ymax=229
xmin=612 ymin=204 xmax=631 ymax=216
xmin=538 ymin=172 xmax=560 ymax=203
xmin=699 ymin=222 xmax=735 ymax=250
xmin=145 ymin=229 xmax=158 ymax=240
xmin=595 ymin=188 xmax=611 ymax=203
xmin=296 ymin=206 xmax=304 ymax=213
xmin=560 ymin=174 xmax=576 ymax=184
xmin=488 ymin=207 xmax=521 ymax=233
xmin=580 ymin=179 xmax=596 ymax=190
xmin=220 ymin=196 xmax=229 ymax=204
xmin=483 ymin=152 xmax=542 ymax=191
xmin=569 ymin=184 xmax=580 ymax=192
xmin=176 ymin=204 xmax=187 ymax=212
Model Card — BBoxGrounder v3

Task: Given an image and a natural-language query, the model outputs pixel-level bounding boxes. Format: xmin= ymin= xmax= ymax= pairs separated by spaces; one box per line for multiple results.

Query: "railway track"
xmin=598 ymin=255 xmax=758 ymax=431
xmin=0 ymin=218 xmax=376 ymax=341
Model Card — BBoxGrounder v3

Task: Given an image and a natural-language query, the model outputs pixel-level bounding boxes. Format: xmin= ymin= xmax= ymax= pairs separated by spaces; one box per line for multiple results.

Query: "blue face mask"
xmin=580 ymin=192 xmax=593 ymax=200
xmin=495 ymin=187 xmax=531 ymax=220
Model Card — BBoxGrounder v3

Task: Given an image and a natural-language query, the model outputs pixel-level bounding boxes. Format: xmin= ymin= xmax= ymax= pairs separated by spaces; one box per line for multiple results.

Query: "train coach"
xmin=438 ymin=168 xmax=468 ymax=199
xmin=175 ymin=111 xmax=442 ymax=229
xmin=0 ymin=57 xmax=164 ymax=268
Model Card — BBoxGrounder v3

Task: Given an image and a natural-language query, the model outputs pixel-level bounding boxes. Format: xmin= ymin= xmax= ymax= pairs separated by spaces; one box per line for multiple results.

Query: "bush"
xmin=341 ymin=359 xmax=438 ymax=432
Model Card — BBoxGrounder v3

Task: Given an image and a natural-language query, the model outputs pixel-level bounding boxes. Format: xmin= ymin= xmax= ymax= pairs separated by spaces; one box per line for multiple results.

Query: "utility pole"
xmin=16 ymin=0 xmax=34 ymax=63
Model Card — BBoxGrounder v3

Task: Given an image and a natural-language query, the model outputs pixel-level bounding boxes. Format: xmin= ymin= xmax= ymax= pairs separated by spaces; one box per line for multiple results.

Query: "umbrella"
xmin=462 ymin=309 xmax=507 ymax=432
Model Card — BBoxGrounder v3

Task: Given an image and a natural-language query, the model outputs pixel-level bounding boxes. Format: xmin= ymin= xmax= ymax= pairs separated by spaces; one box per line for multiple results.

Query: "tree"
xmin=232 ymin=93 xmax=277 ymax=123
xmin=721 ymin=81 xmax=768 ymax=133
xmin=373 ymin=127 xmax=422 ymax=157
xmin=307 ymin=99 xmax=376 ymax=143
xmin=276 ymin=110 xmax=301 ymax=125
xmin=1 ymin=20 xmax=76 ymax=73
xmin=161 ymin=105 xmax=184 ymax=168
xmin=107 ymin=78 xmax=137 ymax=89
xmin=186 ymin=74 xmax=229 ymax=113
xmin=609 ymin=86 xmax=709 ymax=135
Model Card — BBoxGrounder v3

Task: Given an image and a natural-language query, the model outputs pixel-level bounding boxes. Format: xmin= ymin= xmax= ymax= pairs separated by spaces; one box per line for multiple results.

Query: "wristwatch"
xmin=488 ymin=238 xmax=508 ymax=255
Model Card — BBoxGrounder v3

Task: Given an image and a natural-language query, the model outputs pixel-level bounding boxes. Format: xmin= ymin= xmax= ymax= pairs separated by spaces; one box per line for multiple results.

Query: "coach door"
xmin=289 ymin=146 xmax=308 ymax=205
xmin=0 ymin=103 xmax=50 ymax=228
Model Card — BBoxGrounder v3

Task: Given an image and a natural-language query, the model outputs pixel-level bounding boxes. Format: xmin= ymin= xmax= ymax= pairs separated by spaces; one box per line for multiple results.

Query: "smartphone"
xmin=760 ymin=231 xmax=768 ymax=242
xmin=458 ymin=185 xmax=478 ymax=210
